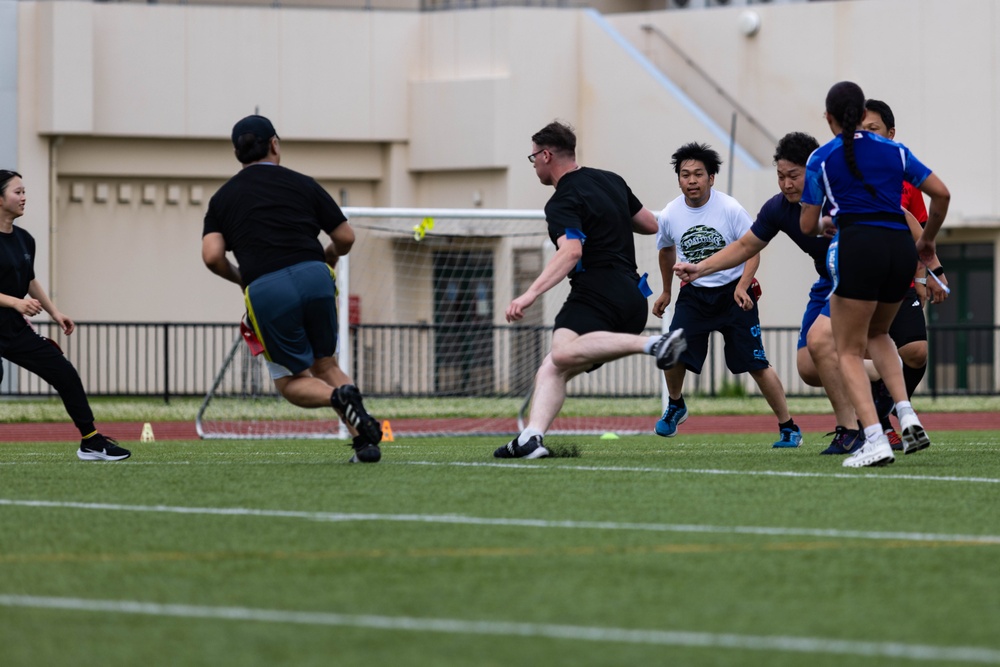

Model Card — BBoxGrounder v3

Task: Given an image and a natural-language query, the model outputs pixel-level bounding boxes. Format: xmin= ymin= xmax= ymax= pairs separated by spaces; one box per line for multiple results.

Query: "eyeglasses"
xmin=528 ymin=149 xmax=546 ymax=164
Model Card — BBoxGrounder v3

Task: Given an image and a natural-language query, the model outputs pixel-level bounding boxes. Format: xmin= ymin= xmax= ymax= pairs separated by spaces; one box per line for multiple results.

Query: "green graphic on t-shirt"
xmin=680 ymin=225 xmax=726 ymax=263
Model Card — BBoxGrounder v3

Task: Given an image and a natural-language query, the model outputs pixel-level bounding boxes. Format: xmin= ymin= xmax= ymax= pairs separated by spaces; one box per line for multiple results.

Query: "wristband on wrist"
xmin=914 ymin=277 xmax=927 ymax=285
xmin=932 ymin=266 xmax=946 ymax=276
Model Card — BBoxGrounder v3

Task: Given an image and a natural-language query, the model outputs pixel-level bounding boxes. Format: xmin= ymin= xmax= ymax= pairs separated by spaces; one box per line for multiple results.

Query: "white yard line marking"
xmin=0 ymin=594 xmax=997 ymax=663
xmin=3 ymin=458 xmax=998 ymax=486
xmin=2 ymin=498 xmax=998 ymax=545
xmin=403 ymin=460 xmax=1000 ymax=484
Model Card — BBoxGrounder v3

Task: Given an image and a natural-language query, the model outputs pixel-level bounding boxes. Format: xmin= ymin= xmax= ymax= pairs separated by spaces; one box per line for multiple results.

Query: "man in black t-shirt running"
xmin=495 ymin=121 xmax=686 ymax=460
xmin=202 ymin=115 xmax=381 ymax=463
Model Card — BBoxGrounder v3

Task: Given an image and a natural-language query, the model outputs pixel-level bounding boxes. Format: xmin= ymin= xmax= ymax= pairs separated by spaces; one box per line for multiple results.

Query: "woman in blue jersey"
xmin=800 ymin=81 xmax=950 ymax=469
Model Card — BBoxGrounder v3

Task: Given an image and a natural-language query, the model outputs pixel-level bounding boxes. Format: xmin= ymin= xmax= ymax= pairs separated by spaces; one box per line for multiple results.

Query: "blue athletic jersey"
xmin=750 ymin=193 xmax=831 ymax=280
xmin=802 ymin=131 xmax=931 ymax=230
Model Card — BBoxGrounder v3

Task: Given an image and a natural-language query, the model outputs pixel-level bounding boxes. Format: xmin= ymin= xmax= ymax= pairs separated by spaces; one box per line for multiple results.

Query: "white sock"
xmin=643 ymin=335 xmax=661 ymax=355
xmin=863 ymin=423 xmax=883 ymax=444
xmin=895 ymin=400 xmax=914 ymax=418
xmin=518 ymin=427 xmax=544 ymax=445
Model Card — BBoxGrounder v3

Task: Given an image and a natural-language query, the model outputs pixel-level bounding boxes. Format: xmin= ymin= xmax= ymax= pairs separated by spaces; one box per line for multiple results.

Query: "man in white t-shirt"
xmin=653 ymin=142 xmax=800 ymax=448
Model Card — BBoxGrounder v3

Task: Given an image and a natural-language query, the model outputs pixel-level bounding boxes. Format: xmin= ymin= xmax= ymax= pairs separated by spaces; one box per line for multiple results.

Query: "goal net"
xmin=197 ymin=207 xmax=666 ymax=440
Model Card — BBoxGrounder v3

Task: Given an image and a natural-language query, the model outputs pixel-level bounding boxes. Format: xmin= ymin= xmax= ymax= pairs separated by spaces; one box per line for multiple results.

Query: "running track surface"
xmin=1 ymin=413 xmax=997 ymax=443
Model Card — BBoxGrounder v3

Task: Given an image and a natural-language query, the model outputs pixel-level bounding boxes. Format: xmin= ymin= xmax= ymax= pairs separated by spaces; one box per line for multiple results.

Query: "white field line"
xmin=404 ymin=460 xmax=1000 ymax=484
xmin=2 ymin=457 xmax=999 ymax=486
xmin=0 ymin=595 xmax=998 ymax=663
xmin=1 ymin=498 xmax=999 ymax=545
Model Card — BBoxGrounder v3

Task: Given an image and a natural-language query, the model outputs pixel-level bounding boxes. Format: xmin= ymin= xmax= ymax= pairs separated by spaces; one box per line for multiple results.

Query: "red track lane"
xmin=1 ymin=412 xmax=997 ymax=443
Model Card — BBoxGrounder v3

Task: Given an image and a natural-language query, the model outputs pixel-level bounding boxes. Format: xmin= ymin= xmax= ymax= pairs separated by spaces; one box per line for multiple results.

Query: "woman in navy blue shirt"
xmin=800 ymin=81 xmax=950 ymax=469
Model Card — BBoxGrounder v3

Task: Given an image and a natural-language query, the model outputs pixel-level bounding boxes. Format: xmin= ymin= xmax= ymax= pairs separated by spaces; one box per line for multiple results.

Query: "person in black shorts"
xmin=800 ymin=82 xmax=951 ymax=468
xmin=654 ymin=143 xmax=800 ymax=449
xmin=0 ymin=170 xmax=131 ymax=461
xmin=494 ymin=121 xmax=686 ymax=460
xmin=672 ymin=133 xmax=862 ymax=454
xmin=861 ymin=99 xmax=949 ymax=445
xmin=202 ymin=115 xmax=382 ymax=463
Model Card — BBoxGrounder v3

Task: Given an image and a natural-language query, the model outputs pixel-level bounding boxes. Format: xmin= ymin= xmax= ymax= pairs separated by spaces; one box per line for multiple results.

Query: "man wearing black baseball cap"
xmin=231 ymin=114 xmax=279 ymax=152
xmin=202 ymin=114 xmax=383 ymax=463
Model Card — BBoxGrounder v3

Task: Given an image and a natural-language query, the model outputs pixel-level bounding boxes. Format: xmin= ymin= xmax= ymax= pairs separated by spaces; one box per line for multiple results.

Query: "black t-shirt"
xmin=0 ymin=225 xmax=35 ymax=338
xmin=544 ymin=167 xmax=643 ymax=277
xmin=750 ymin=193 xmax=831 ymax=280
xmin=203 ymin=164 xmax=347 ymax=287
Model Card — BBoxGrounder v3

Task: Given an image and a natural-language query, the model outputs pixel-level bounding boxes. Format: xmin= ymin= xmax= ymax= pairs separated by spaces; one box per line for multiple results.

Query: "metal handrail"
xmin=640 ymin=23 xmax=778 ymax=148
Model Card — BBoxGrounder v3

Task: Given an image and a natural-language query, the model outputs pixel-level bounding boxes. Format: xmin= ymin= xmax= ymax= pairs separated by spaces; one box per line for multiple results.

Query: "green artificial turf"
xmin=1 ymin=432 xmax=998 ymax=666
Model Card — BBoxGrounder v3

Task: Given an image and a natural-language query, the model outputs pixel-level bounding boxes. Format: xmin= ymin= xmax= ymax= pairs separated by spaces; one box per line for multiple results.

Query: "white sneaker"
xmin=842 ymin=435 xmax=895 ymax=468
xmin=899 ymin=411 xmax=931 ymax=455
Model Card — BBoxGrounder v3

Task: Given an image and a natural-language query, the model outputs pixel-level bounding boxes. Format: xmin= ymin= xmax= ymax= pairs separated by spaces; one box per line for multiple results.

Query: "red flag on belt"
xmin=240 ymin=315 xmax=265 ymax=356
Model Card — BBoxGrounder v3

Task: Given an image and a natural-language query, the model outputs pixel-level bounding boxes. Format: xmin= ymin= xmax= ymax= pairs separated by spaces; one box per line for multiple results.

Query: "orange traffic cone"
xmin=381 ymin=420 xmax=395 ymax=442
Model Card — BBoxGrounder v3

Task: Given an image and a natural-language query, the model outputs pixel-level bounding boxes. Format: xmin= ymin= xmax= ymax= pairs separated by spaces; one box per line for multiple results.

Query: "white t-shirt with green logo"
xmin=655 ymin=189 xmax=752 ymax=288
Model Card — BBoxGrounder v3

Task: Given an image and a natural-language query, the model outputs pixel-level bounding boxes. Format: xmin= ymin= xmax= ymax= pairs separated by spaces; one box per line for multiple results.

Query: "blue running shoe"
xmin=819 ymin=426 xmax=865 ymax=455
xmin=655 ymin=404 xmax=688 ymax=437
xmin=772 ymin=426 xmax=802 ymax=448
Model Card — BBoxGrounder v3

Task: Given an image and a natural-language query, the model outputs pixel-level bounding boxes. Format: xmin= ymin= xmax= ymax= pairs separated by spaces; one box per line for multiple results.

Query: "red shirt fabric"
xmin=902 ymin=181 xmax=928 ymax=224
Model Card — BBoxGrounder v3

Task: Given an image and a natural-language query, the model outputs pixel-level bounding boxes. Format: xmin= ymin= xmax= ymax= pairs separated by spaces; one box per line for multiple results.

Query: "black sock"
xmin=670 ymin=395 xmax=685 ymax=409
xmin=778 ymin=419 xmax=796 ymax=431
xmin=903 ymin=363 xmax=927 ymax=398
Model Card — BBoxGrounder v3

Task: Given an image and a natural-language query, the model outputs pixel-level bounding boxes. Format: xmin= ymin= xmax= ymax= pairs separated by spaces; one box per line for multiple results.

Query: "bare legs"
xmin=523 ymin=328 xmax=650 ymax=434
xmin=828 ymin=295 xmax=907 ymax=431
xmin=804 ymin=315 xmax=858 ymax=428
xmin=273 ymin=355 xmax=363 ymax=438
xmin=748 ymin=366 xmax=791 ymax=423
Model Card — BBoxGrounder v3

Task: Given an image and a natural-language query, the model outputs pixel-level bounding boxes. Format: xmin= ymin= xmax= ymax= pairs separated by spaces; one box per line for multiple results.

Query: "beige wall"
xmin=15 ymin=0 xmax=1000 ymax=330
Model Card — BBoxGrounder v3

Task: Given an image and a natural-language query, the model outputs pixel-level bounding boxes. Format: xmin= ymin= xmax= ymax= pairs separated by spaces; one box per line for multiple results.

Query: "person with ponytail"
xmin=799 ymin=81 xmax=950 ymax=469
xmin=0 ymin=170 xmax=131 ymax=461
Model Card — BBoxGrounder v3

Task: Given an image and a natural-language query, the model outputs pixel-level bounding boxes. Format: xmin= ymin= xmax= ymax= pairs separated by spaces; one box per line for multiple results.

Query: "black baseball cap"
xmin=231 ymin=115 xmax=278 ymax=147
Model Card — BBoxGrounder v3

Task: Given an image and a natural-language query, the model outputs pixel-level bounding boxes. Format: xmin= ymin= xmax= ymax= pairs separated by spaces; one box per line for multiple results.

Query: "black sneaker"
xmin=652 ymin=329 xmax=687 ymax=370
xmin=331 ymin=385 xmax=382 ymax=446
xmin=347 ymin=435 xmax=381 ymax=464
xmin=77 ymin=434 xmax=131 ymax=461
xmin=819 ymin=426 xmax=865 ymax=455
xmin=494 ymin=435 xmax=549 ymax=459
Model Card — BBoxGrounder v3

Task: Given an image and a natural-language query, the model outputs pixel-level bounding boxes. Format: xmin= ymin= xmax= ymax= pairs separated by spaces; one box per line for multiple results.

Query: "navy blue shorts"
xmin=828 ymin=225 xmax=917 ymax=302
xmin=245 ymin=261 xmax=339 ymax=378
xmin=797 ymin=275 xmax=833 ymax=349
xmin=669 ymin=280 xmax=770 ymax=374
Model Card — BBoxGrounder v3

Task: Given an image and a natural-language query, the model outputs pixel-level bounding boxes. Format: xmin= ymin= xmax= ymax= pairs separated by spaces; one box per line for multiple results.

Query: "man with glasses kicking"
xmin=494 ymin=120 xmax=686 ymax=460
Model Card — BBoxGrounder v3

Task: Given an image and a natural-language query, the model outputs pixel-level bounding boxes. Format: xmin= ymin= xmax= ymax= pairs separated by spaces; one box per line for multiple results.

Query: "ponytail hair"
xmin=825 ymin=81 xmax=876 ymax=198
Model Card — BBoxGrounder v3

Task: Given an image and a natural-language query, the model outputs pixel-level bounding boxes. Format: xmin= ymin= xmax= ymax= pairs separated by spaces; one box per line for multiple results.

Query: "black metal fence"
xmin=1 ymin=321 xmax=997 ymax=400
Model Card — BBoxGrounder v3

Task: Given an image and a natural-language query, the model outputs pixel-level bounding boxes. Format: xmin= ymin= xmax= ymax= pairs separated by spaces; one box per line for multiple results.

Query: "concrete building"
xmin=3 ymin=0 xmax=998 ymax=393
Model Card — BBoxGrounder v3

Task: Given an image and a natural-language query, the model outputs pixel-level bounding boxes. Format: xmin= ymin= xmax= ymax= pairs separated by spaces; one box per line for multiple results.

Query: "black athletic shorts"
xmin=889 ymin=285 xmax=927 ymax=347
xmin=668 ymin=280 xmax=770 ymax=375
xmin=828 ymin=225 xmax=917 ymax=302
xmin=554 ymin=268 xmax=648 ymax=336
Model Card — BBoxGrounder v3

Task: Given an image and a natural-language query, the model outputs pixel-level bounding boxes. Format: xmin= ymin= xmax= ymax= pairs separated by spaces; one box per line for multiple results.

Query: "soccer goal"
xmin=197 ymin=207 xmax=666 ymax=439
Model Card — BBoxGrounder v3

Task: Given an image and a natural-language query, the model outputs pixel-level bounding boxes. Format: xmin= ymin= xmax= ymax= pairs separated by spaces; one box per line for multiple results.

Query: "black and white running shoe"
xmin=493 ymin=435 xmax=549 ymax=460
xmin=652 ymin=329 xmax=687 ymax=370
xmin=331 ymin=384 xmax=382 ymax=447
xmin=77 ymin=434 xmax=131 ymax=461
